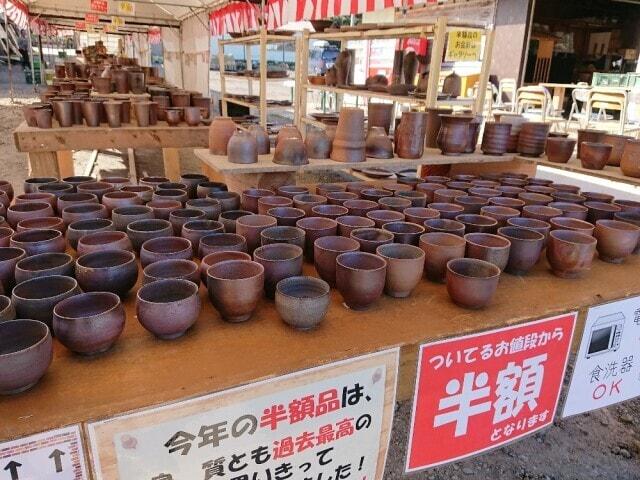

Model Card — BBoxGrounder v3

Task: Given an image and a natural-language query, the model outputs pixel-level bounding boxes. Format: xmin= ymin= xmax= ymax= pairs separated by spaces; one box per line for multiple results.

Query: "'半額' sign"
xmin=0 ymin=425 xmax=89 ymax=479
xmin=85 ymin=13 xmax=99 ymax=24
xmin=88 ymin=349 xmax=398 ymax=480
xmin=406 ymin=313 xmax=576 ymax=472
xmin=563 ymin=296 xmax=640 ymax=417
xmin=445 ymin=28 xmax=482 ymax=62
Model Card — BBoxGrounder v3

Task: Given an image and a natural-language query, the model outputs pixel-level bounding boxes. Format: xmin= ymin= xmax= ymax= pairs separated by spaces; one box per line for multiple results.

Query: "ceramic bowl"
xmin=140 ymin=237 xmax=192 ymax=267
xmin=549 ymin=217 xmax=594 ymax=236
xmin=122 ymin=185 xmax=154 ymax=202
xmin=312 ymin=204 xmax=350 ymax=220
xmin=547 ymin=201 xmax=588 ymax=220
xmin=396 ymin=191 xmax=427 ymax=208
xmin=142 ymin=259 xmax=200 ymax=285
xmin=0 ymin=295 xmax=15 ymax=322
xmin=257 ymin=195 xmax=293 ymax=215
xmin=241 ymin=188 xmax=275 ymax=213
xmin=506 ymin=217 xmax=552 ymax=245
xmin=497 ymin=226 xmax=545 ymax=275
xmin=53 ymin=292 xmax=125 ymax=355
xmin=111 ymin=206 xmax=154 ymax=231
xmin=594 ymin=219 xmax=640 ymax=263
xmin=366 ymin=210 xmax=405 ymax=229
xmin=403 ymin=207 xmax=440 ymax=225
xmin=480 ymin=205 xmax=520 ymax=227
xmin=208 ymin=191 xmax=241 ymax=211
xmin=335 ymin=252 xmax=387 ymax=310
xmin=185 ymin=198 xmax=221 ymax=220
xmin=66 ymin=219 xmax=114 ymax=250
xmin=266 ymin=207 xmax=306 ymax=227
xmin=126 ymin=219 xmax=174 ymax=252
xmin=198 ymin=233 xmax=248 ymax=258
xmin=343 ymin=199 xmax=378 ymax=217
xmin=522 ymin=205 xmax=563 ymax=223
xmin=277 ymin=185 xmax=309 ymax=199
xmin=16 ymin=217 xmax=65 ymax=234
xmin=260 ymin=226 xmax=305 ymax=249
xmin=10 ymin=229 xmax=66 ymax=257
xmin=236 ymin=214 xmax=278 ymax=254
xmin=0 ymin=319 xmax=52 ymax=394
xmin=12 ymin=275 xmax=80 ymax=328
xmin=102 ymin=191 xmax=142 ymax=214
xmin=77 ymin=181 xmax=114 ymax=201
xmin=14 ymin=192 xmax=56 ymax=209
xmin=428 ymin=202 xmax=465 ymax=220
xmin=181 ymin=220 xmax=225 ymax=255
xmin=6 ymin=202 xmax=54 ymax=228
xmin=382 ymin=221 xmax=425 ymax=245
xmin=137 ymin=279 xmax=201 ymax=339
xmin=585 ymin=201 xmax=621 ymax=224
xmin=197 ymin=181 xmax=228 ymax=198
xmin=200 ymin=251 xmax=251 ymax=282
xmin=207 ymin=260 xmax=264 ymax=322
xmin=350 ymin=228 xmax=394 ymax=253
xmin=424 ymin=218 xmax=465 ymax=236
xmin=77 ymin=230 xmax=133 ymax=256
xmin=61 ymin=203 xmax=109 ymax=226
xmin=219 ymin=210 xmax=254 ymax=233
xmin=15 ymin=252 xmax=74 ymax=284
xmin=454 ymin=195 xmax=489 ymax=214
xmin=455 ymin=214 xmax=498 ymax=234
xmin=336 ymin=215 xmax=375 ymax=237
xmin=314 ymin=235 xmax=360 ymax=286
xmin=0 ymin=227 xmax=13 ymax=247
xmin=152 ymin=188 xmax=188 ymax=205
xmin=253 ymin=243 xmax=304 ymax=299
xmin=419 ymin=232 xmax=466 ymax=283
xmin=168 ymin=209 xmax=207 ymax=235
xmin=325 ymin=191 xmax=359 ymax=206
xmin=296 ymin=217 xmax=338 ymax=261
xmin=147 ymin=199 xmax=182 ymax=220
xmin=465 ymin=233 xmax=511 ymax=271
xmin=0 ymin=247 xmax=26 ymax=291
xmin=75 ymin=250 xmax=138 ymax=296
xmin=446 ymin=258 xmax=501 ymax=309
xmin=376 ymin=243 xmax=424 ymax=298
xmin=275 ymin=276 xmax=330 ymax=330
xmin=547 ymin=230 xmax=597 ymax=278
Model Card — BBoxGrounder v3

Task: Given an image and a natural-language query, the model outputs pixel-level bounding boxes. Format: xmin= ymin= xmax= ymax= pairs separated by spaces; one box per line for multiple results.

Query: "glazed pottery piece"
xmin=366 ymin=210 xmax=405 ymax=228
xmin=296 ymin=217 xmax=338 ymax=261
xmin=10 ymin=229 xmax=65 ymax=257
xmin=228 ymin=130 xmax=258 ymax=164
xmin=293 ymin=194 xmax=327 ymax=216
xmin=15 ymin=192 xmax=56 ymax=209
xmin=38 ymin=182 xmax=74 ymax=199
xmin=396 ymin=191 xmax=427 ymax=208
xmin=517 ymin=122 xmax=551 ymax=157
xmin=169 ymin=209 xmax=207 ymax=235
xmin=547 ymin=230 xmax=597 ymax=278
xmin=368 ymin=102 xmax=394 ymax=134
xmin=0 ymin=295 xmax=15 ymax=322
xmin=143 ymin=259 xmax=200 ymax=286
xmin=77 ymin=181 xmax=114 ymax=201
xmin=75 ymin=250 xmax=138 ymax=296
xmin=427 ymin=204 xmax=465 ymax=222
xmin=594 ymin=219 xmax=640 ymax=263
xmin=199 ymin=232 xmax=248 ymax=258
xmin=577 ymin=129 xmax=606 ymax=159
xmin=404 ymin=207 xmax=440 ymax=225
xmin=219 ymin=210 xmax=253 ymax=234
xmin=7 ymin=202 xmax=54 ymax=228
xmin=545 ymin=137 xmax=576 ymax=163
xmin=619 ymin=139 xmax=640 ymax=177
xmin=207 ymin=260 xmax=264 ymax=322
xmin=16 ymin=217 xmax=65 ymax=234
xmin=209 ymin=117 xmax=237 ymax=155
xmin=481 ymin=122 xmax=512 ymax=155
xmin=277 ymin=185 xmax=309 ymax=199
xmin=66 ymin=218 xmax=113 ymax=250
xmin=154 ymin=187 xmax=188 ymax=204
xmin=376 ymin=243 xmax=424 ymax=298
xmin=336 ymin=216 xmax=375 ymax=237
xmin=258 ymin=196 xmax=293 ymax=216
xmin=522 ymin=205 xmax=563 ymax=223
xmin=14 ymin=252 xmax=74 ymax=284
xmin=396 ymin=112 xmax=428 ymax=159
xmin=518 ymin=192 xmax=553 ymax=206
xmin=0 ymin=319 xmax=52 ymax=394
xmin=248 ymin=125 xmax=270 ymax=155
xmin=583 ymin=191 xmax=614 ymax=203
xmin=53 ymin=292 xmax=125 ymax=355
xmin=361 ymin=188 xmax=392 ymax=202
xmin=137 ymin=279 xmax=200 ymax=339
xmin=497 ymin=226 xmax=545 ymax=275
xmin=312 ymin=205 xmax=349 ymax=220
xmin=236 ymin=214 xmax=278 ymax=254
xmin=126 ymin=219 xmax=173 ymax=252
xmin=199 ymin=251 xmax=251 ymax=282
xmin=454 ymin=195 xmax=488 ymax=215
xmin=12 ymin=275 xmax=79 ymax=328
xmin=121 ymin=185 xmax=153 ymax=202
xmin=140 ymin=237 xmax=192 ymax=267
xmin=305 ymin=129 xmax=332 ymax=159
xmin=267 ymin=207 xmax=306 ymax=227
xmin=456 ymin=214 xmax=498 ymax=234
xmin=314 ymin=236 xmax=360 ymax=286
xmin=181 ymin=220 xmax=224 ymax=255
xmin=260 ymin=226 xmax=305 ymax=249
xmin=185 ymin=199 xmax=222 ymax=221
xmin=275 ymin=276 xmax=330 ymax=330
xmin=465 ymin=233 xmax=511 ymax=271
xmin=437 ymin=114 xmax=473 ymax=156
xmin=179 ymin=173 xmax=208 ymax=199
xmin=381 ymin=222 xmax=424 ymax=245
xmin=507 ymin=217 xmax=552 ymax=244
xmin=77 ymin=231 xmax=133 ymax=256
xmin=253 ymin=243 xmax=303 ymax=298
xmin=241 ymin=188 xmax=275 ymax=213
xmin=446 ymin=258 xmax=500 ymax=309
xmin=580 ymin=142 xmax=612 ymax=170
xmin=335 ymin=252 xmax=386 ymax=310
xmin=585 ymin=201 xmax=621 ymax=224
xmin=0 ymin=248 xmax=26 ymax=291
xmin=101 ymin=191 xmax=142 ymax=215
xmin=331 ymin=108 xmax=366 ymax=163
xmin=147 ymin=200 xmax=181 ymax=221
xmin=614 ymin=199 xmax=640 ymax=212
xmin=350 ymin=228 xmax=394 ymax=253
xmin=24 ymin=177 xmax=57 ymax=194
xmin=112 ymin=206 xmax=154 ymax=232
xmin=549 ymin=217 xmax=595 ymax=236
xmin=57 ymin=193 xmax=98 ymax=214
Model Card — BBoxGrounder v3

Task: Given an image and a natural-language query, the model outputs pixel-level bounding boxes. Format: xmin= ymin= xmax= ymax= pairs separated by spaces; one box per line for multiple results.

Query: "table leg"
xmin=162 ymin=148 xmax=181 ymax=181
xmin=551 ymin=87 xmax=566 ymax=112
xmin=27 ymin=151 xmax=61 ymax=178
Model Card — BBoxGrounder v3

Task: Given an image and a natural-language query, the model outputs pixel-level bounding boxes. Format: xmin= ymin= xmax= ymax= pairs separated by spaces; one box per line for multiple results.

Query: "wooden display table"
xmin=520 ymin=155 xmax=640 ymax=187
xmin=2 ymin=255 xmax=640 ymax=441
xmin=196 ymin=148 xmax=517 ymax=192
xmin=13 ymin=121 xmax=209 ymax=181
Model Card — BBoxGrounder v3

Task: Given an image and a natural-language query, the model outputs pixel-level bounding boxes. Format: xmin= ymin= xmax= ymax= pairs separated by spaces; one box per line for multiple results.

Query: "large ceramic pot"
xmin=305 ymin=129 xmax=332 ymax=159
xmin=335 ymin=251 xmax=387 ymax=310
xmin=367 ymin=102 xmax=394 ymax=134
xmin=620 ymin=139 xmax=640 ymax=178
xmin=228 ymin=130 xmax=258 ymax=164
xmin=545 ymin=137 xmax=576 ymax=163
xmin=577 ymin=129 xmax=606 ymax=159
xmin=517 ymin=122 xmax=550 ymax=157
xmin=424 ymin=108 xmax=453 ymax=148
xmin=209 ymin=117 xmax=237 ymax=155
xmin=397 ymin=112 xmax=428 ymax=159
xmin=603 ymin=134 xmax=632 ymax=166
xmin=580 ymin=142 xmax=612 ymax=170
xmin=330 ymin=108 xmax=366 ymax=163
xmin=207 ymin=260 xmax=264 ymax=322
xmin=128 ymin=71 xmax=146 ymax=94
xmin=437 ymin=115 xmax=473 ymax=156
xmin=481 ymin=122 xmax=512 ymax=155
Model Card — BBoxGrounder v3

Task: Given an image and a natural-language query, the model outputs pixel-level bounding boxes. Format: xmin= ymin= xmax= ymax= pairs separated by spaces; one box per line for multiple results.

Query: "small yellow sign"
xmin=445 ymin=29 xmax=482 ymax=62
xmin=117 ymin=0 xmax=135 ymax=15
xmin=111 ymin=15 xmax=125 ymax=27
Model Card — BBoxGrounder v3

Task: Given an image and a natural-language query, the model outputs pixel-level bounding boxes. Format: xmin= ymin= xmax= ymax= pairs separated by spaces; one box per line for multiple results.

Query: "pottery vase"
xmin=209 ymin=117 xmax=237 ymax=155
xmin=437 ymin=114 xmax=473 ymax=156
xmin=305 ymin=129 xmax=332 ymax=159
xmin=227 ymin=130 xmax=258 ymax=164
xmin=330 ymin=107 xmax=366 ymax=163
xmin=396 ymin=111 xmax=427 ymax=159
xmin=365 ymin=127 xmax=394 ymax=159
xmin=367 ymin=102 xmax=394 ymax=134
xmin=248 ymin=124 xmax=270 ymax=154
xmin=517 ymin=122 xmax=550 ymax=157
xmin=481 ymin=122 xmax=512 ymax=155
xmin=425 ymin=107 xmax=452 ymax=148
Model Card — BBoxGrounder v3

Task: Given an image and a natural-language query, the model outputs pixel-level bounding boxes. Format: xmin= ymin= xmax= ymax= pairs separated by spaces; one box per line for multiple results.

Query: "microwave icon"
xmin=586 ymin=312 xmax=625 ymax=359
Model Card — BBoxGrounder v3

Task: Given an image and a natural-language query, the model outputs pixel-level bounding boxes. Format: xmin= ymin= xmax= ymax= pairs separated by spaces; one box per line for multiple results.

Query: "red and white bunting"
xmin=209 ymin=1 xmax=259 ymax=37
xmin=148 ymin=26 xmax=162 ymax=45
xmin=0 ymin=0 xmax=29 ymax=30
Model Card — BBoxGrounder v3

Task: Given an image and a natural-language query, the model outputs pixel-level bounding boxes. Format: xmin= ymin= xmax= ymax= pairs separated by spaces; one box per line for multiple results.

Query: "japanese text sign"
xmin=75 ymin=21 xmax=86 ymax=30
xmin=117 ymin=1 xmax=134 ymax=15
xmin=563 ymin=296 xmax=640 ymax=417
xmin=111 ymin=16 xmax=124 ymax=27
xmin=445 ymin=29 xmax=482 ymax=62
xmin=406 ymin=313 xmax=576 ymax=472
xmin=91 ymin=0 xmax=108 ymax=13
xmin=88 ymin=349 xmax=398 ymax=480
xmin=0 ymin=425 xmax=89 ymax=479
xmin=85 ymin=13 xmax=99 ymax=24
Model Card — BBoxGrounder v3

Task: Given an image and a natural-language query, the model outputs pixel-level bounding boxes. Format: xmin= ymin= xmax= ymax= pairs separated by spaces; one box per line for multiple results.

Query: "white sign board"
xmin=0 ymin=425 xmax=89 ymax=480
xmin=563 ymin=296 xmax=640 ymax=417
xmin=88 ymin=349 xmax=398 ymax=480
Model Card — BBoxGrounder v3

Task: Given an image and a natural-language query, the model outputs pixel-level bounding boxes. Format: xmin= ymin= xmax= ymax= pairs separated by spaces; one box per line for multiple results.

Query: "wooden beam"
xmin=162 ymin=147 xmax=181 ymax=181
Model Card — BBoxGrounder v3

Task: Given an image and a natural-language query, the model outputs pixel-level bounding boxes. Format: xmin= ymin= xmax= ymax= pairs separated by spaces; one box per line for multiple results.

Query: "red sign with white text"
xmin=406 ymin=313 xmax=577 ymax=472
xmin=91 ymin=0 xmax=108 ymax=13
xmin=85 ymin=13 xmax=99 ymax=23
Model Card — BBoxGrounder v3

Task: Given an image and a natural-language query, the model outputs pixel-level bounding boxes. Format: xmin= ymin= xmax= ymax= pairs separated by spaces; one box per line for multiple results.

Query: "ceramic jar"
xmin=274 ymin=138 xmax=309 ymax=165
xmin=248 ymin=124 xmax=270 ymax=154
xmin=481 ymin=122 xmax=512 ymax=155
xmin=397 ymin=112 xmax=428 ymax=159
xmin=425 ymin=108 xmax=453 ymax=148
xmin=517 ymin=122 xmax=551 ymax=157
xmin=367 ymin=102 xmax=394 ymax=134
xmin=577 ymin=129 xmax=606 ymax=159
xmin=305 ymin=129 xmax=332 ymax=159
xmin=437 ymin=115 xmax=473 ymax=156
xmin=546 ymin=137 xmax=576 ymax=163
xmin=365 ymin=127 xmax=394 ymax=159
xmin=330 ymin=108 xmax=366 ymax=163
xmin=603 ymin=134 xmax=631 ymax=166
xmin=620 ymin=139 xmax=640 ymax=178
xmin=227 ymin=130 xmax=258 ymax=164
xmin=209 ymin=117 xmax=237 ymax=155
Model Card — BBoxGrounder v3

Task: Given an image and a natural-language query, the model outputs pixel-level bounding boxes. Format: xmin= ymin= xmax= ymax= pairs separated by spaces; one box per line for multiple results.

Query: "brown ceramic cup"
xmin=314 ymin=236 xmax=360 ymax=287
xmin=140 ymin=236 xmax=193 ymax=267
xmin=142 ymin=259 xmax=200 ymax=286
xmin=207 ymin=260 xmax=265 ymax=322
xmin=200 ymin=251 xmax=251 ymax=283
xmin=198 ymin=233 xmax=248 ymax=258
xmin=446 ymin=258 xmax=501 ymax=309
xmin=419 ymin=232 xmax=466 ymax=283
xmin=253 ymin=243 xmax=304 ymax=299
xmin=126 ymin=219 xmax=174 ymax=252
xmin=497 ymin=226 xmax=545 ymax=275
xmin=335 ymin=252 xmax=387 ymax=310
xmin=12 ymin=275 xmax=80 ymax=328
xmin=376 ymin=243 xmax=425 ymax=298
xmin=236 ymin=214 xmax=278 ymax=254
xmin=75 ymin=250 xmax=138 ymax=296
xmin=546 ymin=230 xmax=597 ymax=279
xmin=594 ymin=219 xmax=640 ymax=264
xmin=296 ymin=217 xmax=338 ymax=261
xmin=336 ymin=215 xmax=375 ymax=237
xmin=465 ymin=233 xmax=511 ymax=271
xmin=275 ymin=276 xmax=330 ymax=330
xmin=350 ymin=228 xmax=394 ymax=253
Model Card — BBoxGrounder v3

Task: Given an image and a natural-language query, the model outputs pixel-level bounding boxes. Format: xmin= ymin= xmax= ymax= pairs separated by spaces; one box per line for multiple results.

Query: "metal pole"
xmin=38 ymin=34 xmax=45 ymax=85
xmin=4 ymin=0 xmax=14 ymax=102
xmin=27 ymin=22 xmax=37 ymax=92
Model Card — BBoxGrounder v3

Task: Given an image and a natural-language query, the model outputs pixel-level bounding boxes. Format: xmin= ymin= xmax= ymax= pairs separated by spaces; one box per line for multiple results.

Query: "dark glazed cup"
xmin=199 ymin=233 xmax=248 ymax=258
xmin=465 ymin=233 xmax=511 ymax=271
xmin=296 ymin=217 xmax=338 ymax=261
xmin=376 ymin=243 xmax=425 ymax=298
xmin=53 ymin=292 xmax=125 ymax=355
xmin=267 ymin=207 xmax=306 ymax=227
xmin=547 ymin=230 xmax=597 ymax=279
xmin=497 ymin=226 xmax=545 ymax=275
xmin=336 ymin=252 xmax=387 ymax=310
xmin=382 ymin=221 xmax=425 ymax=245
xmin=350 ymin=228 xmax=394 ymax=253
xmin=419 ymin=232 xmax=466 ymax=283
xmin=127 ymin=219 xmax=174 ymax=252
xmin=336 ymin=215 xmax=375 ymax=237
xmin=236 ymin=214 xmax=278 ymax=254
xmin=0 ymin=319 xmax=52 ymax=394
xmin=200 ymin=251 xmax=251 ymax=282
xmin=207 ymin=260 xmax=265 ymax=322
xmin=143 ymin=259 xmax=200 ymax=286
xmin=314 ymin=236 xmax=360 ymax=286
xmin=137 ymin=279 xmax=201 ymax=339
xmin=446 ymin=258 xmax=501 ymax=309
xmin=253 ymin=243 xmax=304 ymax=299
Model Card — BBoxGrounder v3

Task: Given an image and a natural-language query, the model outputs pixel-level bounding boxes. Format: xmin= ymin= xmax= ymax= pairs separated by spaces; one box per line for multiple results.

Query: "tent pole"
xmin=179 ymin=23 xmax=184 ymax=88
xmin=38 ymin=34 xmax=45 ymax=85
xmin=4 ymin=0 xmax=14 ymax=102
xmin=27 ymin=22 xmax=37 ymax=93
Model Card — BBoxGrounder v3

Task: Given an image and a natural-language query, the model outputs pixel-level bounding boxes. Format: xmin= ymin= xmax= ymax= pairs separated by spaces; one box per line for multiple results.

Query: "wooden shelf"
xmin=223 ymin=73 xmax=294 ymax=83
xmin=222 ymin=97 xmax=293 ymax=110
xmin=219 ymin=33 xmax=296 ymax=45
xmin=2 ymin=249 xmax=639 ymax=441
xmin=195 ymin=148 xmax=516 ymax=175
xmin=519 ymin=155 xmax=640 ymax=187
xmin=309 ymin=25 xmax=435 ymax=41
xmin=304 ymin=84 xmax=427 ymax=104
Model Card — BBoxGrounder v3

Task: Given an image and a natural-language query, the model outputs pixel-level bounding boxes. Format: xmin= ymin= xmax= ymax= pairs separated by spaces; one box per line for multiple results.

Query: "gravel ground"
xmin=2 ymin=70 xmax=639 ymax=480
